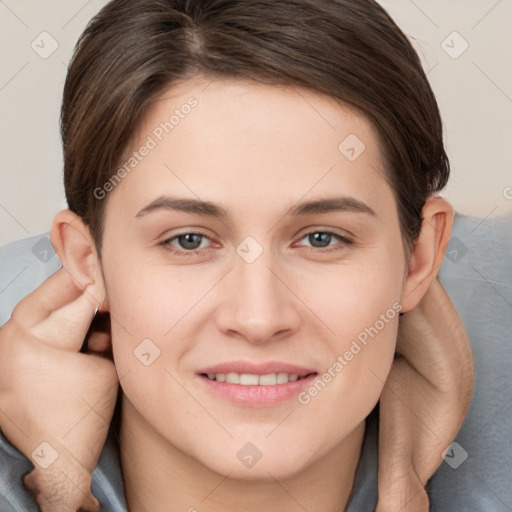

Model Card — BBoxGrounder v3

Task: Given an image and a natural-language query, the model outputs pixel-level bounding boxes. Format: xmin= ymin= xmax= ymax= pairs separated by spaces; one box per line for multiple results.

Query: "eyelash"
xmin=159 ymin=229 xmax=354 ymax=257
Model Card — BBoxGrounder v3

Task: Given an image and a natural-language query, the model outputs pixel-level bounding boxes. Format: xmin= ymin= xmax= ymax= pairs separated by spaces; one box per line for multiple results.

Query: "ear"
xmin=400 ymin=197 xmax=454 ymax=312
xmin=50 ymin=209 xmax=108 ymax=311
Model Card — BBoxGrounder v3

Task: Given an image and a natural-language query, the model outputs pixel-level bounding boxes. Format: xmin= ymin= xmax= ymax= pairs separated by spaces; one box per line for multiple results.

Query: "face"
xmin=99 ymin=78 xmax=407 ymax=479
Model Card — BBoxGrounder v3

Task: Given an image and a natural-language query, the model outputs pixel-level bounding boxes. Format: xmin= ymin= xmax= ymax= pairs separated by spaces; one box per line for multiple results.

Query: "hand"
xmin=0 ymin=268 xmax=119 ymax=512
xmin=376 ymin=279 xmax=474 ymax=511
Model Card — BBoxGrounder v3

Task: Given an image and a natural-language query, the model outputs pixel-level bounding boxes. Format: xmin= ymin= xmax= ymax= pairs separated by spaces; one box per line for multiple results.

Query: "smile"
xmin=196 ymin=363 xmax=318 ymax=406
xmin=201 ymin=372 xmax=315 ymax=385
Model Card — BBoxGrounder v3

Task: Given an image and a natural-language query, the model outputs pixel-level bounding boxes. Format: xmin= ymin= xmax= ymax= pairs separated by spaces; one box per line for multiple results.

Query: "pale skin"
xmin=0 ymin=78 xmax=472 ymax=512
xmin=51 ymin=78 xmax=457 ymax=511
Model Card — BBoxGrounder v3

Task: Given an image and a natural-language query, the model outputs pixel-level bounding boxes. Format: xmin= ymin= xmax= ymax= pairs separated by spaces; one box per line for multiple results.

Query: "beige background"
xmin=1 ymin=0 xmax=511 ymax=247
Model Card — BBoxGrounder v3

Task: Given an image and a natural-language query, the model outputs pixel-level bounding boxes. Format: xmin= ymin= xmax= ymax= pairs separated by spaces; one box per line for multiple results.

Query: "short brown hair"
xmin=61 ymin=0 xmax=449 ymax=251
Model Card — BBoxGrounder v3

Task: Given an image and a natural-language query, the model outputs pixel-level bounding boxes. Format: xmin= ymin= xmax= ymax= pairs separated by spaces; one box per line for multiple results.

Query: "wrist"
xmin=22 ymin=457 xmax=100 ymax=512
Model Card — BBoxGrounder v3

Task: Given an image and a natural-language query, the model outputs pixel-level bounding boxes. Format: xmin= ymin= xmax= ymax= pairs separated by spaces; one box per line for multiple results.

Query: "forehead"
xmin=105 ymin=78 xmax=394 ymax=219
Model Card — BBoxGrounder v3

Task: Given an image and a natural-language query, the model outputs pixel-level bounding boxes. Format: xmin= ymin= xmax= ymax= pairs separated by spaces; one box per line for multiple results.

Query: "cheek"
xmin=103 ymin=268 xmax=199 ymax=432
xmin=290 ymin=255 xmax=402 ymax=424
xmin=104 ymin=258 xmax=208 ymax=341
xmin=102 ymin=260 xmax=223 ymax=413
xmin=293 ymin=248 xmax=404 ymax=349
xmin=292 ymin=292 xmax=399 ymax=461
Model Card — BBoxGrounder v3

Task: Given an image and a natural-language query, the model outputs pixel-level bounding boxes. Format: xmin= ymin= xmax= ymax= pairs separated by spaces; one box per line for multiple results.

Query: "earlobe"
xmin=50 ymin=209 xmax=107 ymax=310
xmin=400 ymin=197 xmax=454 ymax=312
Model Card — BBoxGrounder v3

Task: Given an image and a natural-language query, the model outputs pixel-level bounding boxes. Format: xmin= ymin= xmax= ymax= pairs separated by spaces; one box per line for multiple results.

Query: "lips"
xmin=196 ymin=361 xmax=318 ymax=406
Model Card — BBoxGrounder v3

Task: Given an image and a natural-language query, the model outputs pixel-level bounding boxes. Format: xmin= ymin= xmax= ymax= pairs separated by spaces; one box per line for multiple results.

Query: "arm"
xmin=0 ymin=268 xmax=119 ymax=512
xmin=376 ymin=278 xmax=474 ymax=511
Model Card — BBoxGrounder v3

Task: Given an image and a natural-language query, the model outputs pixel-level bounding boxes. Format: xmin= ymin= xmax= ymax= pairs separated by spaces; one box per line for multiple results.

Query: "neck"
xmin=119 ymin=394 xmax=365 ymax=512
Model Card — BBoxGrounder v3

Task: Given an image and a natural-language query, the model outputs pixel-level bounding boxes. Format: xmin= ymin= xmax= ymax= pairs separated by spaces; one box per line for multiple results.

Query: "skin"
xmin=49 ymin=78 xmax=454 ymax=511
xmin=377 ymin=278 xmax=474 ymax=511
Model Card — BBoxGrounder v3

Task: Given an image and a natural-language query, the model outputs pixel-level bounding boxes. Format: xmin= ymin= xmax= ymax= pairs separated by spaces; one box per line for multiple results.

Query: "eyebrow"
xmin=135 ymin=195 xmax=376 ymax=219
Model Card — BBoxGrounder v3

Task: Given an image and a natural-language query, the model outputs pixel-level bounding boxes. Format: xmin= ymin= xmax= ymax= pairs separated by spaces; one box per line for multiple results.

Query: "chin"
xmin=199 ymin=450 xmax=314 ymax=482
xmin=183 ymin=431 xmax=324 ymax=482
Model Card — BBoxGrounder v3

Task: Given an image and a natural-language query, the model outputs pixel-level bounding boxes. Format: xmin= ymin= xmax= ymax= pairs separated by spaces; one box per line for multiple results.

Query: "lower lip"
xmin=197 ymin=373 xmax=317 ymax=406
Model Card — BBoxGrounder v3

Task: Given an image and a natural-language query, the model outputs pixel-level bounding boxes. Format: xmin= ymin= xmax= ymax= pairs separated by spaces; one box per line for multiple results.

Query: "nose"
xmin=215 ymin=248 xmax=302 ymax=344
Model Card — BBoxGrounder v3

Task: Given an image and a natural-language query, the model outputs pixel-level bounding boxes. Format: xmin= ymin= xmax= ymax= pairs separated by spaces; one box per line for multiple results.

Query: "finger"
xmin=82 ymin=311 xmax=111 ymax=352
xmin=397 ymin=278 xmax=473 ymax=397
xmin=82 ymin=330 xmax=113 ymax=360
xmin=34 ymin=289 xmax=99 ymax=352
xmin=11 ymin=268 xmax=94 ymax=328
xmin=11 ymin=268 xmax=101 ymax=352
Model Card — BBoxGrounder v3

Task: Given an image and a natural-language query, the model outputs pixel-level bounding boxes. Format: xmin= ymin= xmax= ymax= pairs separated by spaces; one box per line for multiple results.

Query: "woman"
xmin=0 ymin=0 xmax=473 ymax=510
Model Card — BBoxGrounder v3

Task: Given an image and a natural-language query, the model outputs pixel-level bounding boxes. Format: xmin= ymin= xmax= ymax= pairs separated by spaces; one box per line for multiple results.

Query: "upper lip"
xmin=197 ymin=361 xmax=317 ymax=377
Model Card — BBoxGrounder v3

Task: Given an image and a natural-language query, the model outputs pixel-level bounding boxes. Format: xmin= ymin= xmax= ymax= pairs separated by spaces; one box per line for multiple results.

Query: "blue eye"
xmin=298 ymin=230 xmax=352 ymax=249
xmin=160 ymin=232 xmax=211 ymax=255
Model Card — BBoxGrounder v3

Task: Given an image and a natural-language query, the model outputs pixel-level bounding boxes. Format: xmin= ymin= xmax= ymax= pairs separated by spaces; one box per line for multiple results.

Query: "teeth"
xmin=259 ymin=373 xmax=277 ymax=385
xmin=205 ymin=372 xmax=303 ymax=385
xmin=240 ymin=373 xmax=259 ymax=385
xmin=226 ymin=372 xmax=240 ymax=384
xmin=277 ymin=372 xmax=288 ymax=384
